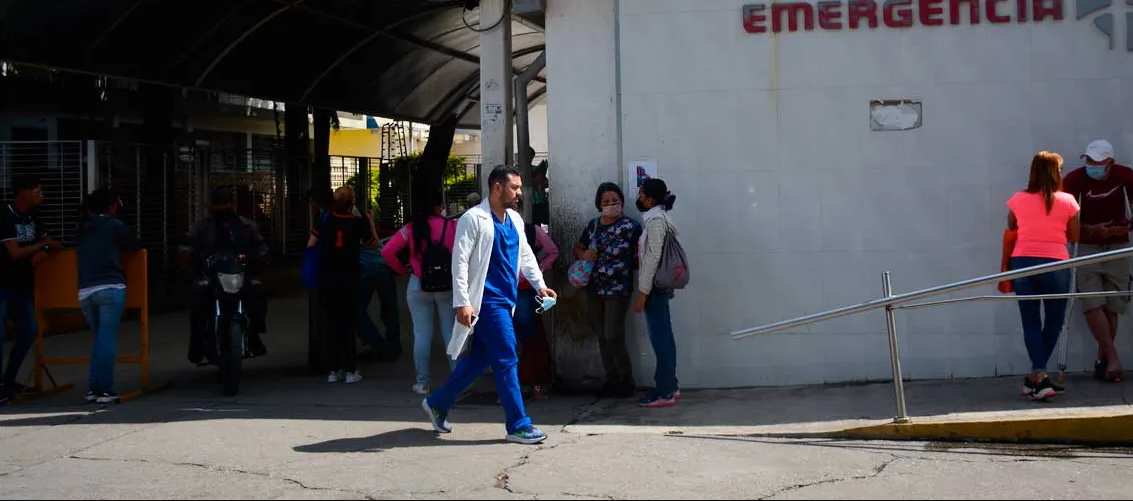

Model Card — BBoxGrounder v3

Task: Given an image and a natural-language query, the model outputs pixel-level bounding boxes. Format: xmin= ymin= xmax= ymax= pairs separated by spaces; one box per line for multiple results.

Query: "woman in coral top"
xmin=1006 ymin=151 xmax=1080 ymax=401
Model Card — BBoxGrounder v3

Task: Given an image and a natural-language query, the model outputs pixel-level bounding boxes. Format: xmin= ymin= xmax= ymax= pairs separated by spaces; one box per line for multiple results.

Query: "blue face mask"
xmin=535 ymin=295 xmax=557 ymax=314
xmin=1087 ymin=166 xmax=1107 ymax=180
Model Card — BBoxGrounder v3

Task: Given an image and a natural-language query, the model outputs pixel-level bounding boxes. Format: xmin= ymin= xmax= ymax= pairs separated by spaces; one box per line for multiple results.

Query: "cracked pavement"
xmin=3 ymin=297 xmax=1133 ymax=499
xmin=4 ymin=380 xmax=1133 ymax=500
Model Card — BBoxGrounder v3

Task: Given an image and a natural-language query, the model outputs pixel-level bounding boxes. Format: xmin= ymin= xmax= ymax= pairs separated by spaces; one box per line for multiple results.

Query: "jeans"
xmin=428 ymin=302 xmax=532 ymax=434
xmin=0 ymin=288 xmax=38 ymax=387
xmin=80 ymin=287 xmax=127 ymax=392
xmin=514 ymin=288 xmax=552 ymax=385
xmin=513 ymin=288 xmax=538 ymax=340
xmin=588 ymin=294 xmax=633 ymax=388
xmin=1010 ymin=257 xmax=1072 ymax=372
xmin=644 ymin=291 xmax=678 ymax=396
xmin=358 ymin=264 xmax=402 ymax=355
xmin=407 ymin=276 xmax=456 ymax=386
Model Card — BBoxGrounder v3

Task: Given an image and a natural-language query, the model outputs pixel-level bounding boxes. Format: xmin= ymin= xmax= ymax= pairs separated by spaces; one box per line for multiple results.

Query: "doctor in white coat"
xmin=422 ymin=165 xmax=558 ymax=445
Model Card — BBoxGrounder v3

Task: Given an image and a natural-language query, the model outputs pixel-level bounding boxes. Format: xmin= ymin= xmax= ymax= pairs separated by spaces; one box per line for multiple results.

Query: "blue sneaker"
xmin=421 ymin=398 xmax=453 ymax=433
xmin=507 ymin=426 xmax=547 ymax=445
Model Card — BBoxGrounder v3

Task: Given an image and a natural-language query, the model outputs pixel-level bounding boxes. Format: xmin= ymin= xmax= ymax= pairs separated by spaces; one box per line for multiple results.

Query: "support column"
xmin=545 ymin=0 xmax=622 ymax=391
xmin=515 ymin=52 xmax=546 ymax=221
xmin=478 ymin=0 xmax=513 ymax=196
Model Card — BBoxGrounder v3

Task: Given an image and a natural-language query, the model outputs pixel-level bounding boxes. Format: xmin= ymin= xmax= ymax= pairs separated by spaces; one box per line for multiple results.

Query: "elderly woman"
xmin=574 ymin=182 xmax=642 ymax=398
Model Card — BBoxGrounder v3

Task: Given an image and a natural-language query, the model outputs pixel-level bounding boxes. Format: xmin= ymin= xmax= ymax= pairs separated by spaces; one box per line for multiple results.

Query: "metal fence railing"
xmin=731 ymin=246 xmax=1133 ymax=424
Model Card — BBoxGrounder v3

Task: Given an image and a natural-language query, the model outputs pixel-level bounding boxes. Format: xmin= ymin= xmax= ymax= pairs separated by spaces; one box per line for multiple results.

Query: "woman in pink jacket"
xmin=382 ymin=193 xmax=458 ymax=395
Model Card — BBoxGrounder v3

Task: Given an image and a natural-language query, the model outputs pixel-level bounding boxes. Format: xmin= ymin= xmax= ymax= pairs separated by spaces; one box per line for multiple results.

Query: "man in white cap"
xmin=1062 ymin=139 xmax=1133 ymax=382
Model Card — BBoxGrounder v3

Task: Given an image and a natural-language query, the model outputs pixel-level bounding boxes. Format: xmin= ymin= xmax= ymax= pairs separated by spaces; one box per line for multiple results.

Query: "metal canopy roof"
xmin=0 ymin=0 xmax=546 ymax=128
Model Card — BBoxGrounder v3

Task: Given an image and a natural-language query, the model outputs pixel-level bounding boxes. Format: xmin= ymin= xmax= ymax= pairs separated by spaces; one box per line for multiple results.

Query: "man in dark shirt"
xmin=180 ymin=187 xmax=271 ymax=365
xmin=0 ymin=174 xmax=61 ymax=403
xmin=1062 ymin=139 xmax=1133 ymax=381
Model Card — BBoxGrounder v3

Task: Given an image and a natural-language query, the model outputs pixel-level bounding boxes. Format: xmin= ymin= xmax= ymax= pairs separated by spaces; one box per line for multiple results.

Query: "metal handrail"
xmin=730 ymin=246 xmax=1133 ymax=339
xmin=898 ymin=290 xmax=1133 ymax=310
xmin=729 ymin=245 xmax=1133 ymax=425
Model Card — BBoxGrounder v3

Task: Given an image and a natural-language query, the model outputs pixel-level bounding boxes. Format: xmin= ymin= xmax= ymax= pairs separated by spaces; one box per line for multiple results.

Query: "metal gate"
xmin=0 ymin=141 xmax=86 ymax=245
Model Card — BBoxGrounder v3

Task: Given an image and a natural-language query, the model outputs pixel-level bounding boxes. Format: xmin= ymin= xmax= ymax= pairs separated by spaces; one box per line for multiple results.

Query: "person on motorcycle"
xmin=180 ymin=186 xmax=270 ymax=365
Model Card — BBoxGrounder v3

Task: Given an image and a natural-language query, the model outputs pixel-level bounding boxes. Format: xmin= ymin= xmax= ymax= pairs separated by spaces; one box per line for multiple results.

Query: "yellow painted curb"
xmin=829 ymin=414 xmax=1133 ymax=445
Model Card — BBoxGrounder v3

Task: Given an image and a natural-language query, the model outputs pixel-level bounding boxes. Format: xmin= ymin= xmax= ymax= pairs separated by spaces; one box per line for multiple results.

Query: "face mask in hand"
xmin=601 ymin=205 xmax=622 ymax=218
xmin=535 ymin=295 xmax=557 ymax=314
xmin=1087 ymin=166 xmax=1107 ymax=180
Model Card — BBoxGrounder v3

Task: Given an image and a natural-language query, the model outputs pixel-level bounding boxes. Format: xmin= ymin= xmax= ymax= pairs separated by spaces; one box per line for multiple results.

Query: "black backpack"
xmin=419 ymin=220 xmax=453 ymax=292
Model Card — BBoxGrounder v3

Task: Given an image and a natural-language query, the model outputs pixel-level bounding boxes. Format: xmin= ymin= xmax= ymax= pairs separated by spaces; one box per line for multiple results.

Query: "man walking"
xmin=422 ymin=165 xmax=557 ymax=444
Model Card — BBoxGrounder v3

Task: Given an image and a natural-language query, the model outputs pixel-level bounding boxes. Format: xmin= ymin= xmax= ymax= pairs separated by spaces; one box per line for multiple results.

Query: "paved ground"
xmin=3 ymin=297 xmax=1133 ymax=499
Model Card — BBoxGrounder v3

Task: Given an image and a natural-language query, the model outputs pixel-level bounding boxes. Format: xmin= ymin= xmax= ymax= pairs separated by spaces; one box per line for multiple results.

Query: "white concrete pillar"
xmin=545 ymin=0 xmax=622 ymax=389
xmin=478 ymin=0 xmax=513 ymax=196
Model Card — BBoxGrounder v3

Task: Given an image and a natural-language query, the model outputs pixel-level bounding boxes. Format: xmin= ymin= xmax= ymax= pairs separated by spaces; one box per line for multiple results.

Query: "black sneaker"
xmin=85 ymin=390 xmax=99 ymax=403
xmin=1027 ymin=378 xmax=1057 ymax=401
xmin=248 ymin=333 xmax=268 ymax=358
xmin=95 ymin=391 xmax=120 ymax=404
xmin=1020 ymin=377 xmax=1035 ymax=396
xmin=1049 ymin=379 xmax=1065 ymax=393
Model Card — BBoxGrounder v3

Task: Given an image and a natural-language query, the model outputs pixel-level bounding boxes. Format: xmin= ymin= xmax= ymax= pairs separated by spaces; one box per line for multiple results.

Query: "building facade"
xmin=546 ymin=0 xmax=1133 ymax=387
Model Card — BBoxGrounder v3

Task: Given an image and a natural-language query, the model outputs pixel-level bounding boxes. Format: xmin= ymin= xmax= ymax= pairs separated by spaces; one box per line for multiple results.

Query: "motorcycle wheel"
xmin=221 ymin=320 xmax=244 ymax=396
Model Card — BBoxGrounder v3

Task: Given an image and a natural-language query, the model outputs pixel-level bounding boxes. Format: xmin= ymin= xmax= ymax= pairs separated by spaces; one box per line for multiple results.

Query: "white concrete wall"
xmin=549 ymin=0 xmax=1133 ymax=388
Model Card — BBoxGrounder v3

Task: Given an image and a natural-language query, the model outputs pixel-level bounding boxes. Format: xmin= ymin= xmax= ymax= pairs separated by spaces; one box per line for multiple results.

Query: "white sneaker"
xmin=327 ymin=371 xmax=343 ymax=383
xmin=344 ymin=371 xmax=363 ymax=384
xmin=412 ymin=383 xmax=430 ymax=395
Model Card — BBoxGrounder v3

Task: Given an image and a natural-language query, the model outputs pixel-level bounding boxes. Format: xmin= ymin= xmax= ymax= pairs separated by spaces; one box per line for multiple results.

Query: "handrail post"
xmin=882 ymin=272 xmax=911 ymax=424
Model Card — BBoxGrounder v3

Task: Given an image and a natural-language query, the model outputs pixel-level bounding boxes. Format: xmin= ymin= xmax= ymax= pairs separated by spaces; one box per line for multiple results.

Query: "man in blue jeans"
xmin=422 ymin=165 xmax=557 ymax=445
xmin=1 ymin=174 xmax=61 ymax=404
xmin=358 ymin=240 xmax=402 ymax=361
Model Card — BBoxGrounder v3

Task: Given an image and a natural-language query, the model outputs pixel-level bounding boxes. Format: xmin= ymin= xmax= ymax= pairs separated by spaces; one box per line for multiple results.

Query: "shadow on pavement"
xmin=293 ymin=427 xmax=504 ymax=453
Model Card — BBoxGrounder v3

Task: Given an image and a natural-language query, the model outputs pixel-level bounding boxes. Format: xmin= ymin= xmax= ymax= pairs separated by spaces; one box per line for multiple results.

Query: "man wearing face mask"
xmin=1062 ymin=139 xmax=1133 ymax=383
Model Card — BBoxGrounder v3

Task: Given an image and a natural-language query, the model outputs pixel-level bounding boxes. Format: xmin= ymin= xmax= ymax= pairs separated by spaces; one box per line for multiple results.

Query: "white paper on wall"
xmin=627 ymin=158 xmax=658 ymax=190
xmin=869 ymin=100 xmax=922 ymax=131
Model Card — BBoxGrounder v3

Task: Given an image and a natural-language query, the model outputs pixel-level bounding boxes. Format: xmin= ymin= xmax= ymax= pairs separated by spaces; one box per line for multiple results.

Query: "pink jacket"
xmin=381 ymin=216 xmax=457 ymax=278
xmin=519 ymin=224 xmax=559 ymax=289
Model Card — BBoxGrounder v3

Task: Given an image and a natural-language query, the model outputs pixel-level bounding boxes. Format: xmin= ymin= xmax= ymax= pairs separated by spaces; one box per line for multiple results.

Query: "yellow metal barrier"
xmin=24 ymin=249 xmax=167 ymax=403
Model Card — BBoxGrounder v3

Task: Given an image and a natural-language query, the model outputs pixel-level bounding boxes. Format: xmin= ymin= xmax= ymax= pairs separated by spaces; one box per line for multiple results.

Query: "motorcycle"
xmin=199 ymin=250 xmax=250 ymax=396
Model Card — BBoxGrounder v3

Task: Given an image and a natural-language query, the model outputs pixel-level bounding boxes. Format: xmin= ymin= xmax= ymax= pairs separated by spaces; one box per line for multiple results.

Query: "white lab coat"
xmin=446 ymin=200 xmax=546 ymax=359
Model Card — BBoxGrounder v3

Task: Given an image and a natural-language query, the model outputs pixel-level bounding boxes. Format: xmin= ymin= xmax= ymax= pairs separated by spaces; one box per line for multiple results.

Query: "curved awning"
xmin=0 ymin=0 xmax=546 ymax=128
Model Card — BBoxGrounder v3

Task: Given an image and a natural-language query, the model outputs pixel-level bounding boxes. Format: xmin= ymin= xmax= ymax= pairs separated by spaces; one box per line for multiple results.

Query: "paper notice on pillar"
xmin=485 ymin=103 xmax=504 ymax=124
xmin=627 ymin=159 xmax=658 ymax=189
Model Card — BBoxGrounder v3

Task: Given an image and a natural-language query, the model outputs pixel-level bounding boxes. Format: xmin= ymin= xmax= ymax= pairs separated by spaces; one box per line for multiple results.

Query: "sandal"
xmin=1105 ymin=368 xmax=1124 ymax=383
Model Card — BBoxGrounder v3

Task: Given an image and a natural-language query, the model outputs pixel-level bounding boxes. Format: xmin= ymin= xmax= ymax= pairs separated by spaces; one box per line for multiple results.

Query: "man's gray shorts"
xmin=1076 ymin=244 xmax=1132 ymax=314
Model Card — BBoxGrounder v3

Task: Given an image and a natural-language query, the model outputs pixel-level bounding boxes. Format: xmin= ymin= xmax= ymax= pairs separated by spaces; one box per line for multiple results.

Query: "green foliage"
xmin=343 ymin=153 xmax=471 ymax=208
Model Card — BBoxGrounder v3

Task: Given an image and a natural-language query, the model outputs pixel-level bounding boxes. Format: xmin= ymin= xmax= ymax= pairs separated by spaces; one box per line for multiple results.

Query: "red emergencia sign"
xmin=742 ymin=0 xmax=1065 ymax=33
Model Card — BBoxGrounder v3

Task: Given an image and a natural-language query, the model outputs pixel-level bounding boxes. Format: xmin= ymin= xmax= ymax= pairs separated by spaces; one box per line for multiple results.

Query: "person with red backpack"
xmin=382 ymin=192 xmax=458 ymax=395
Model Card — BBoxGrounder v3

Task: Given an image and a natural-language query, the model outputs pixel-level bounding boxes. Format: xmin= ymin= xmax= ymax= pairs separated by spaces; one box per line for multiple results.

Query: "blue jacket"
xmin=77 ymin=214 xmax=141 ymax=290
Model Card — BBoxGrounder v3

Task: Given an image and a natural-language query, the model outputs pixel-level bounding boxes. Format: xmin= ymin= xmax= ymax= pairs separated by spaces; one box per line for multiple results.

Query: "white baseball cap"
xmin=1083 ymin=139 xmax=1115 ymax=162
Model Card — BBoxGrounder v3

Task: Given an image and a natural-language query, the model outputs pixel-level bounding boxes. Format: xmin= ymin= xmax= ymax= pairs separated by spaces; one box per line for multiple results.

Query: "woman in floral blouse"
xmin=574 ymin=182 xmax=643 ymax=398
